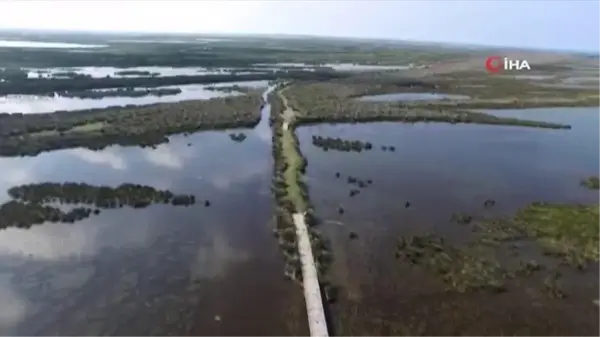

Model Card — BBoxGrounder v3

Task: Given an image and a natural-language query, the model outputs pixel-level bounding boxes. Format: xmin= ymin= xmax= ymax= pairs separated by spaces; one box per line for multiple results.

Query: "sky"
xmin=0 ymin=0 xmax=598 ymax=52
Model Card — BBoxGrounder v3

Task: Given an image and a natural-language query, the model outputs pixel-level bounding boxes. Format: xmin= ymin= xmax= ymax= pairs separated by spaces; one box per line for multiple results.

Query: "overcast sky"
xmin=0 ymin=0 xmax=597 ymax=52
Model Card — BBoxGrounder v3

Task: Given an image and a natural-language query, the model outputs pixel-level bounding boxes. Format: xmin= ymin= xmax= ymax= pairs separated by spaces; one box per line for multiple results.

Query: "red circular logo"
xmin=485 ymin=56 xmax=502 ymax=73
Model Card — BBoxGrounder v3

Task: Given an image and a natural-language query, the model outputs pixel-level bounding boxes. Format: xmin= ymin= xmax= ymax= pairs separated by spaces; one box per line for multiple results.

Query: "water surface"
xmin=0 ymin=92 xmax=307 ymax=335
xmin=297 ymin=106 xmax=599 ymax=335
xmin=0 ymin=80 xmax=268 ymax=114
xmin=254 ymin=62 xmax=411 ymax=72
xmin=0 ymin=40 xmax=107 ymax=49
xmin=25 ymin=66 xmax=238 ymax=79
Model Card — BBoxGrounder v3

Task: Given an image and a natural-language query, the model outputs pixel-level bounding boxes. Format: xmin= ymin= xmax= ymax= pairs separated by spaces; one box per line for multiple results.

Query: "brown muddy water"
xmin=297 ymin=107 xmax=599 ymax=335
xmin=0 ymin=95 xmax=308 ymax=335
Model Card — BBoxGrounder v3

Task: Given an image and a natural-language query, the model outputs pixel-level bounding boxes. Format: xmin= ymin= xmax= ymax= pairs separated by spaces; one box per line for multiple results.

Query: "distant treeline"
xmin=51 ymin=88 xmax=182 ymax=99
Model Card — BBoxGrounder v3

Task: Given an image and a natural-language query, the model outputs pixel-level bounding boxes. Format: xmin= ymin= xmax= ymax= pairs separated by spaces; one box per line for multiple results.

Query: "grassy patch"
xmin=395 ymin=234 xmax=507 ymax=293
xmin=515 ymin=202 xmax=599 ymax=268
xmin=29 ymin=121 xmax=107 ymax=138
xmin=473 ymin=202 xmax=599 ymax=269
xmin=282 ymin=129 xmax=307 ymax=212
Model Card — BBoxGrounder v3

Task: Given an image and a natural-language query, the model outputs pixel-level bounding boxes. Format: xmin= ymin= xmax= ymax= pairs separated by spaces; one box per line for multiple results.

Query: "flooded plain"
xmin=0 ymin=73 xmax=597 ymax=336
xmin=357 ymin=92 xmax=470 ymax=102
xmin=24 ymin=66 xmax=263 ymax=79
xmin=254 ymin=62 xmax=412 ymax=72
xmin=0 ymin=98 xmax=308 ymax=335
xmin=297 ymin=106 xmax=599 ymax=335
xmin=0 ymin=80 xmax=268 ymax=114
xmin=0 ymin=40 xmax=108 ymax=49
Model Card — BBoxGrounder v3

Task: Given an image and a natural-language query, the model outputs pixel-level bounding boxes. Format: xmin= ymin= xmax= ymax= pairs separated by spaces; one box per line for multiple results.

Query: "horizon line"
xmin=0 ymin=27 xmax=597 ymax=55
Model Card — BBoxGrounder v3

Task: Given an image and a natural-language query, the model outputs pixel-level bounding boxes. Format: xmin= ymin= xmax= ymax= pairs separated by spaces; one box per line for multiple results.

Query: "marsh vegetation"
xmin=396 ymin=202 xmax=598 ymax=296
xmin=480 ymin=202 xmax=599 ymax=269
xmin=396 ymin=234 xmax=507 ymax=293
xmin=281 ymin=72 xmax=598 ymax=128
xmin=0 ymin=182 xmax=197 ymax=229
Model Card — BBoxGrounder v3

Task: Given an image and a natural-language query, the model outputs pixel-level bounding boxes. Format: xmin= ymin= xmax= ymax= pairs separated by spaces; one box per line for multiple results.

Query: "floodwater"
xmin=25 ymin=66 xmax=242 ymax=79
xmin=0 ymin=40 xmax=107 ymax=49
xmin=0 ymin=80 xmax=269 ymax=114
xmin=357 ymin=92 xmax=470 ymax=102
xmin=531 ymin=76 xmax=599 ymax=90
xmin=0 ymin=87 xmax=308 ymax=335
xmin=507 ymin=74 xmax=556 ymax=81
xmin=254 ymin=62 xmax=411 ymax=72
xmin=562 ymin=76 xmax=599 ymax=84
xmin=320 ymin=63 xmax=411 ymax=72
xmin=296 ymin=106 xmax=599 ymax=335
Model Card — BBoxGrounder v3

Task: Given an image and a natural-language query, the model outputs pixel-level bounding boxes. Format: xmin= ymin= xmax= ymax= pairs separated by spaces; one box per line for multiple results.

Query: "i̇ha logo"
xmin=485 ymin=56 xmax=531 ymax=73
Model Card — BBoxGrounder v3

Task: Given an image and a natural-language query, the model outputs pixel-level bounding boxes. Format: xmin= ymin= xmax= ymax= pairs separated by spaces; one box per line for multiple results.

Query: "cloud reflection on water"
xmin=190 ymin=230 xmax=250 ymax=280
xmin=144 ymin=144 xmax=187 ymax=170
xmin=0 ymin=274 xmax=28 ymax=333
xmin=0 ymin=124 xmax=273 ymax=330
xmin=0 ymin=210 xmax=158 ymax=261
xmin=210 ymin=159 xmax=269 ymax=191
xmin=67 ymin=148 xmax=127 ymax=170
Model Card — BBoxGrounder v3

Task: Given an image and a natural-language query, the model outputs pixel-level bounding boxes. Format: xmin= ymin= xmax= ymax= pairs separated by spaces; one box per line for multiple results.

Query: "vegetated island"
xmin=0 ymin=182 xmax=197 ymax=229
xmin=0 ymin=93 xmax=263 ymax=156
xmin=581 ymin=176 xmax=599 ymax=190
xmin=281 ymin=72 xmax=598 ymax=128
xmin=397 ymin=201 xmax=599 ymax=296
